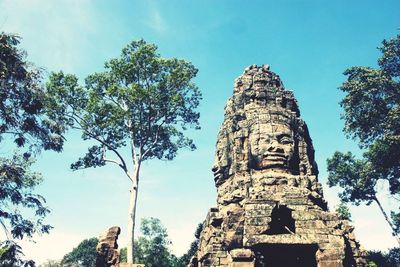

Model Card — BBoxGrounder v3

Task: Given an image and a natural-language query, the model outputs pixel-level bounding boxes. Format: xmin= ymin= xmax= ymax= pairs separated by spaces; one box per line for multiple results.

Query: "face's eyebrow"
xmin=275 ymin=131 xmax=292 ymax=137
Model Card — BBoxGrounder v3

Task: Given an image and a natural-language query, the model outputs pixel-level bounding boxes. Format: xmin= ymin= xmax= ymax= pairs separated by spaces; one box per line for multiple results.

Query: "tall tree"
xmin=46 ymin=39 xmax=201 ymax=263
xmin=327 ymin=34 xmax=400 ymax=245
xmin=0 ymin=32 xmax=65 ymax=265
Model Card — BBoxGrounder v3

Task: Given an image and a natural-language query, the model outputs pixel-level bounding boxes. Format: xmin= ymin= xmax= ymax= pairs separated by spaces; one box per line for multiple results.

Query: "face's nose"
xmin=265 ymin=140 xmax=284 ymax=153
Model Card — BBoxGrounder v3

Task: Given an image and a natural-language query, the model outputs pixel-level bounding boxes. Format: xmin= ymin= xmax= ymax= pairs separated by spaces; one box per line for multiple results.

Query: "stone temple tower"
xmin=190 ymin=65 xmax=366 ymax=267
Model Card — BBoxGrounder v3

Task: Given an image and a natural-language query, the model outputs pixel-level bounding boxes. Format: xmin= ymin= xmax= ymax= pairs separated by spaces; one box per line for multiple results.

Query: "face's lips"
xmin=264 ymin=153 xmax=287 ymax=161
xmin=255 ymin=153 xmax=289 ymax=170
xmin=266 ymin=157 xmax=286 ymax=162
xmin=213 ymin=167 xmax=224 ymax=181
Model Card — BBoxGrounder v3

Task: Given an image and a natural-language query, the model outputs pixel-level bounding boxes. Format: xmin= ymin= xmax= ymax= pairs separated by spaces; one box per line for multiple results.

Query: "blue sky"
xmin=1 ymin=0 xmax=400 ymax=263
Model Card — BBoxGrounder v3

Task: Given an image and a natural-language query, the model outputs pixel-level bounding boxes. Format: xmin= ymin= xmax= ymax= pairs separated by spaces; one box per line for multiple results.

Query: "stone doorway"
xmin=254 ymin=244 xmax=318 ymax=267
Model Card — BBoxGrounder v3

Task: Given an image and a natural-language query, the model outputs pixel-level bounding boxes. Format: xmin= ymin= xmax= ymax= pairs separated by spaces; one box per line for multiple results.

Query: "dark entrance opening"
xmin=265 ymin=205 xmax=295 ymax=235
xmin=254 ymin=244 xmax=318 ymax=267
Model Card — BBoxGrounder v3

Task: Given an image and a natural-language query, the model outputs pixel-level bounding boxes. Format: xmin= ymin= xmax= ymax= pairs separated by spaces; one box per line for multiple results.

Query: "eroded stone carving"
xmin=194 ymin=65 xmax=366 ymax=267
xmin=95 ymin=226 xmax=121 ymax=267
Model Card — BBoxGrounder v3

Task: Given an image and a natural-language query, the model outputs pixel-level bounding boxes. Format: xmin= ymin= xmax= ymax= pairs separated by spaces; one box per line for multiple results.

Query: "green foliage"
xmin=46 ymin=39 xmax=201 ymax=172
xmin=38 ymin=259 xmax=61 ymax=267
xmin=0 ymin=32 xmax=65 ymax=266
xmin=387 ymin=248 xmax=400 ymax=266
xmin=0 ymin=240 xmax=35 ymax=267
xmin=0 ymin=33 xmax=64 ymax=153
xmin=0 ymin=154 xmax=52 ymax=239
xmin=179 ymin=223 xmax=203 ymax=265
xmin=61 ymin=237 xmax=98 ymax=267
xmin=367 ymin=248 xmax=400 ymax=267
xmin=134 ymin=218 xmax=175 ymax=267
xmin=379 ymin=35 xmax=400 ymax=79
xmin=335 ymin=34 xmax=400 ymax=190
xmin=367 ymin=250 xmax=386 ymax=267
xmin=327 ymin=152 xmax=377 ymax=205
xmin=327 ymin=34 xmax=400 ymax=239
xmin=120 ymin=217 xmax=182 ymax=267
xmin=335 ymin=202 xmax=352 ymax=221
xmin=119 ymin=247 xmax=127 ymax=263
xmin=392 ymin=210 xmax=400 ymax=235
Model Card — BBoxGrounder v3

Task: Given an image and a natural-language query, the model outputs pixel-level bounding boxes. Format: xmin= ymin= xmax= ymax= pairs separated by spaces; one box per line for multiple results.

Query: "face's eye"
xmin=279 ymin=136 xmax=293 ymax=144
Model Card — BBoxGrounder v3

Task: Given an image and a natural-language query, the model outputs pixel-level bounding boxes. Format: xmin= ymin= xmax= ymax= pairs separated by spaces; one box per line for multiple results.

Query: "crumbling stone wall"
xmin=192 ymin=65 xmax=366 ymax=267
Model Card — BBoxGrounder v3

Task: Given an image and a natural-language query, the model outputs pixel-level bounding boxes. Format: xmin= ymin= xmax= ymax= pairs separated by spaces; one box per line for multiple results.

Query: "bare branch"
xmin=101 ymin=145 xmax=132 ymax=182
xmin=0 ymin=218 xmax=10 ymax=240
xmin=67 ymin=112 xmax=129 ymax=174
xmin=373 ymin=195 xmax=400 ymax=246
xmin=104 ymin=157 xmax=124 ymax=168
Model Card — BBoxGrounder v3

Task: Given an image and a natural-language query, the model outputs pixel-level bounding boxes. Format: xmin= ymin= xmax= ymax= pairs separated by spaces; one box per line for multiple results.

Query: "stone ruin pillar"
xmin=94 ymin=226 xmax=146 ymax=267
xmin=191 ymin=65 xmax=367 ymax=267
xmin=95 ymin=226 xmax=121 ymax=267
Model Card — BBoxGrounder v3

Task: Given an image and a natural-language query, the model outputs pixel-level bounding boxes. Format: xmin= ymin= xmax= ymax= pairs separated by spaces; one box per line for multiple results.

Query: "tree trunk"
xmin=373 ymin=196 xmax=400 ymax=246
xmin=127 ymin=166 xmax=140 ymax=263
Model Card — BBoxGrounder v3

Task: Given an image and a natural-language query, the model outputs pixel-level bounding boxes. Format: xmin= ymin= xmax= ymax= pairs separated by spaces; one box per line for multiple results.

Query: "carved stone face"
xmin=249 ymin=123 xmax=294 ymax=171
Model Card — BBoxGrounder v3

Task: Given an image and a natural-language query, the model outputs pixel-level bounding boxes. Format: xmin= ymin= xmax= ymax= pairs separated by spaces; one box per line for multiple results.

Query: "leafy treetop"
xmin=46 ymin=39 xmax=201 ymax=175
xmin=327 ymin=34 xmax=400 ymax=243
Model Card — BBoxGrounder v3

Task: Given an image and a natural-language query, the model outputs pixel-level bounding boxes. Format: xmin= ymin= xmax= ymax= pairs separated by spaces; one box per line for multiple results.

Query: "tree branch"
xmin=105 ymin=94 xmax=125 ymax=111
xmin=0 ymin=218 xmax=11 ymax=240
xmin=68 ymin=112 xmax=129 ymax=175
xmin=373 ymin=195 xmax=400 ymax=246
xmin=101 ymin=145 xmax=132 ymax=183
xmin=141 ymin=120 xmax=165 ymax=159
